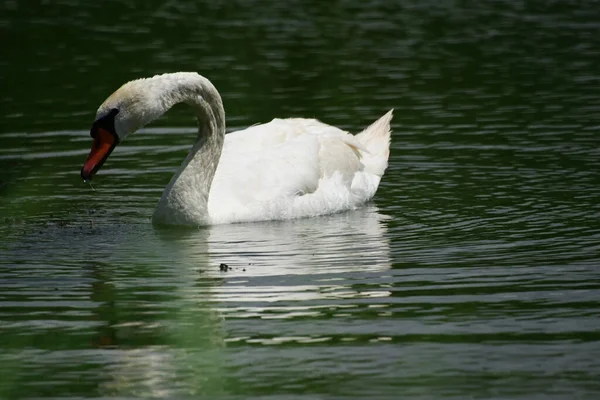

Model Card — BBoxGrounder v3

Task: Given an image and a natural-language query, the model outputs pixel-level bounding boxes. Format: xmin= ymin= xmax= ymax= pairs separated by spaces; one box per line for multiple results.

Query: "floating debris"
xmin=219 ymin=263 xmax=229 ymax=272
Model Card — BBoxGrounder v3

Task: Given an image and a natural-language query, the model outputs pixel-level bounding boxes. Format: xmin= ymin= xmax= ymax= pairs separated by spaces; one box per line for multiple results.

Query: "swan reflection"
xmin=199 ymin=206 xmax=392 ymax=316
xmin=205 ymin=206 xmax=391 ymax=275
xmin=99 ymin=206 xmax=391 ymax=397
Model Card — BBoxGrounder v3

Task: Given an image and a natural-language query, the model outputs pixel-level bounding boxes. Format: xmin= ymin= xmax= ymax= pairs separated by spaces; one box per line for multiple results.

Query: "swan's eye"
xmin=90 ymin=108 xmax=120 ymax=138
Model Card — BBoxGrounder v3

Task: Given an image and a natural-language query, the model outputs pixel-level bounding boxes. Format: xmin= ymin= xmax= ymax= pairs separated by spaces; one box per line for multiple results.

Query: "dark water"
xmin=2 ymin=0 xmax=600 ymax=398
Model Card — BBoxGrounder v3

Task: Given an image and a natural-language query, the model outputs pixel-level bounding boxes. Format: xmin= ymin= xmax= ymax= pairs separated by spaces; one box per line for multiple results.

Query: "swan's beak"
xmin=81 ymin=127 xmax=119 ymax=181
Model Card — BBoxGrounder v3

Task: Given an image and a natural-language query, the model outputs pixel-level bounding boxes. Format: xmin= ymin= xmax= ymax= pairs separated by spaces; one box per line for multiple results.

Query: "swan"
xmin=81 ymin=72 xmax=393 ymax=226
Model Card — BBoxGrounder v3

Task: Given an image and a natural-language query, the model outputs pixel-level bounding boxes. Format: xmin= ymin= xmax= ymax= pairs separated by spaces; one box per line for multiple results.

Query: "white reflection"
xmin=201 ymin=206 xmax=392 ymax=307
xmin=206 ymin=205 xmax=392 ymax=276
xmin=98 ymin=206 xmax=391 ymax=397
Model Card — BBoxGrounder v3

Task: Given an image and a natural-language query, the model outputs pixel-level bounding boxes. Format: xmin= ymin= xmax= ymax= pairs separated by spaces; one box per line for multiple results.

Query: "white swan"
xmin=81 ymin=72 xmax=393 ymax=226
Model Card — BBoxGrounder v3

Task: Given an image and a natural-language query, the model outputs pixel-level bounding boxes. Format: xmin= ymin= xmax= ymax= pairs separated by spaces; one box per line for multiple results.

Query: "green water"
xmin=2 ymin=1 xmax=600 ymax=399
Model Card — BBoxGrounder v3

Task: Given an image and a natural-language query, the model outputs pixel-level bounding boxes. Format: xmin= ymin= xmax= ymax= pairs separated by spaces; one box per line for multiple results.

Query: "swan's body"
xmin=81 ymin=72 xmax=392 ymax=226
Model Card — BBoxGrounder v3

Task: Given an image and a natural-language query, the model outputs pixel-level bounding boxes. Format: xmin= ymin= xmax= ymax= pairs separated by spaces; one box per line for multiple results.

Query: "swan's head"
xmin=81 ymin=78 xmax=167 ymax=181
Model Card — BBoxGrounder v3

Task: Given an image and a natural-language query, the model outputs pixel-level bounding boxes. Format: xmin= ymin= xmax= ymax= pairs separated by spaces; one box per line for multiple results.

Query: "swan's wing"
xmin=208 ymin=118 xmax=363 ymax=214
xmin=222 ymin=117 xmax=360 ymax=154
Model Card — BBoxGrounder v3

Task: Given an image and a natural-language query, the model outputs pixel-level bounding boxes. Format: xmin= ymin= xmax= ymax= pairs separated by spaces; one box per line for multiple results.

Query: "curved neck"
xmin=150 ymin=73 xmax=226 ymax=225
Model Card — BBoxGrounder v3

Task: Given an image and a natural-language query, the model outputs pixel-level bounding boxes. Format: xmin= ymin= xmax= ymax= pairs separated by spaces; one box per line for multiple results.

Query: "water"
xmin=2 ymin=0 xmax=600 ymax=398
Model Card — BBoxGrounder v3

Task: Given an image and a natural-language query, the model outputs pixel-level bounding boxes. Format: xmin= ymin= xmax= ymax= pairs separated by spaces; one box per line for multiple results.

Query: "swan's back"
xmin=206 ymin=111 xmax=393 ymax=224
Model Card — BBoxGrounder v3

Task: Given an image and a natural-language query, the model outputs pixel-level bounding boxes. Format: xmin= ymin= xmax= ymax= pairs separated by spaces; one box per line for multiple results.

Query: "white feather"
xmin=207 ymin=115 xmax=393 ymax=224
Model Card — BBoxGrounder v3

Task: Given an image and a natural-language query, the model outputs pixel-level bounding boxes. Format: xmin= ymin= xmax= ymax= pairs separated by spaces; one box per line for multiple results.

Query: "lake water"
xmin=1 ymin=0 xmax=600 ymax=398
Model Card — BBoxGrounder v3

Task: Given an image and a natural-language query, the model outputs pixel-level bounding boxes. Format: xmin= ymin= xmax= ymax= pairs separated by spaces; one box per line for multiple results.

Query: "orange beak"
xmin=81 ymin=127 xmax=118 ymax=181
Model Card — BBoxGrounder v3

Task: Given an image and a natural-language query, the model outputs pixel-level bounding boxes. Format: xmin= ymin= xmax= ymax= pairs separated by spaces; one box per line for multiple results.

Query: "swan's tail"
xmin=355 ymin=109 xmax=393 ymax=176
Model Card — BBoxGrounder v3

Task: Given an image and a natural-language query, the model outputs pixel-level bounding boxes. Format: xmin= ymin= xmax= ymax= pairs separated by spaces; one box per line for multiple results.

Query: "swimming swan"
xmin=81 ymin=72 xmax=392 ymax=226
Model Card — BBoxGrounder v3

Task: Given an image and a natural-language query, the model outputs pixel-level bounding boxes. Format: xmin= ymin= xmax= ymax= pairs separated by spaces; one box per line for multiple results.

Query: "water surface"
xmin=1 ymin=0 xmax=600 ymax=398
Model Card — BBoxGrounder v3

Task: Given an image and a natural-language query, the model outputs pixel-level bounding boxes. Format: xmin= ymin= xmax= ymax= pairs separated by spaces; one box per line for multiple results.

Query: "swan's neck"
xmin=150 ymin=73 xmax=226 ymax=226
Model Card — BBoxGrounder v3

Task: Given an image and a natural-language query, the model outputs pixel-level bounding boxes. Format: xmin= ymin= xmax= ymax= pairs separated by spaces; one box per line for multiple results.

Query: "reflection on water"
xmin=205 ymin=208 xmax=392 ymax=339
xmin=0 ymin=208 xmax=393 ymax=398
